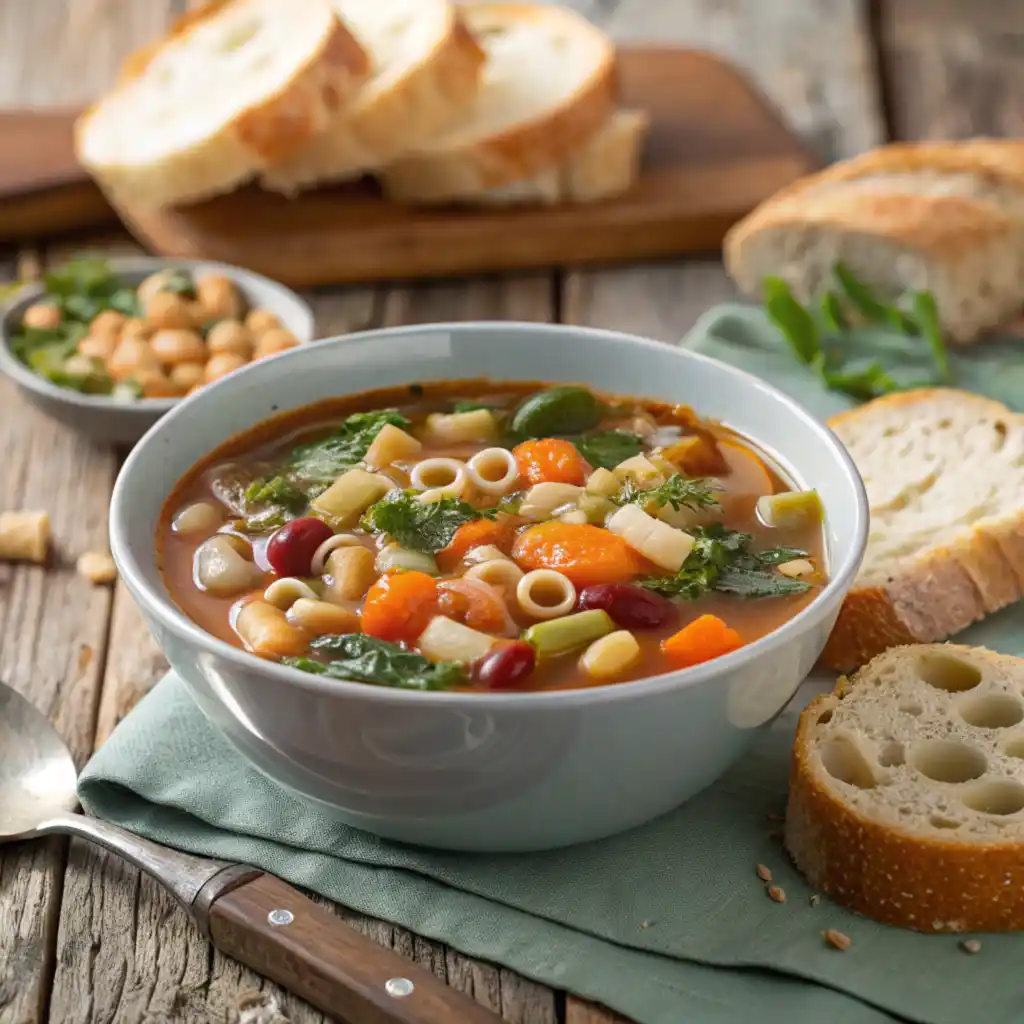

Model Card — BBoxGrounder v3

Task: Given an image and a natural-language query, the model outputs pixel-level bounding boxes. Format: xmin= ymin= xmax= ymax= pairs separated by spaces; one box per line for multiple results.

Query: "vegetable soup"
xmin=158 ymin=381 xmax=828 ymax=692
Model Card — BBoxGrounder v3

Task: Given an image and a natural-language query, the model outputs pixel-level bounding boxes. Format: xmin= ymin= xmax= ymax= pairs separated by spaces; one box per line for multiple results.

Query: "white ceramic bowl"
xmin=110 ymin=322 xmax=868 ymax=852
xmin=0 ymin=257 xmax=315 ymax=446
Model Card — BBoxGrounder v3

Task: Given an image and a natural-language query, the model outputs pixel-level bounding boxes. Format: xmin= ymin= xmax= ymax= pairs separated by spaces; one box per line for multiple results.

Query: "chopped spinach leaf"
xmin=244 ymin=475 xmax=308 ymax=511
xmin=363 ymin=490 xmax=494 ymax=553
xmin=571 ymin=429 xmax=644 ymax=470
xmin=617 ymin=473 xmax=721 ymax=512
xmin=284 ymin=634 xmax=466 ymax=691
xmin=287 ymin=409 xmax=411 ymax=482
xmin=452 ymin=400 xmax=494 ymax=413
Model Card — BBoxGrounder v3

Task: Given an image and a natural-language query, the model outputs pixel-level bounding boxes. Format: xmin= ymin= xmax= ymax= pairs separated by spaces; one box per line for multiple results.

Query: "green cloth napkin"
xmin=80 ymin=304 xmax=1024 ymax=1024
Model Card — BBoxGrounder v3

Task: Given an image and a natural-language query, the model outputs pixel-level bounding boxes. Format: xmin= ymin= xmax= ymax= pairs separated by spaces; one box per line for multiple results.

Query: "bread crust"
xmin=786 ymin=649 xmax=1024 ymax=932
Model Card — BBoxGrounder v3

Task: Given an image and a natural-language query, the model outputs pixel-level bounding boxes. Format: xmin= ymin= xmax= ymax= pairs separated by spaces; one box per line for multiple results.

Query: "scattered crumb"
xmin=960 ymin=939 xmax=982 ymax=955
xmin=765 ymin=811 xmax=785 ymax=823
xmin=77 ymin=550 xmax=117 ymax=585
xmin=823 ymin=929 xmax=852 ymax=951
xmin=0 ymin=509 xmax=50 ymax=563
xmin=755 ymin=863 xmax=773 ymax=883
xmin=767 ymin=886 xmax=786 ymax=903
xmin=237 ymin=992 xmax=292 ymax=1024
xmin=810 ymin=894 xmax=821 ymax=907
xmin=639 ymin=920 xmax=650 ymax=930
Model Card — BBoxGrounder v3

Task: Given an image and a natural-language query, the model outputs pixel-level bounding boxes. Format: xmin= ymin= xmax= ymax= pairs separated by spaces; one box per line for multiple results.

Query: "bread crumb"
xmin=0 ymin=510 xmax=50 ymax=563
xmin=237 ymin=992 xmax=292 ymax=1023
xmin=823 ymin=929 xmax=852 ymax=951
xmin=755 ymin=864 xmax=773 ymax=882
xmin=960 ymin=939 xmax=982 ymax=955
xmin=767 ymin=886 xmax=786 ymax=903
xmin=810 ymin=894 xmax=821 ymax=907
xmin=77 ymin=551 xmax=116 ymax=584
xmin=639 ymin=920 xmax=650 ymax=930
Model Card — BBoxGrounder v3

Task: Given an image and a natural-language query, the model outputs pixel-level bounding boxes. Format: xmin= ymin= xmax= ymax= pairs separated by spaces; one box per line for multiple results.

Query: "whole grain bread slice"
xmin=75 ymin=0 xmax=371 ymax=208
xmin=787 ymin=643 xmax=1024 ymax=932
xmin=821 ymin=389 xmax=1024 ymax=673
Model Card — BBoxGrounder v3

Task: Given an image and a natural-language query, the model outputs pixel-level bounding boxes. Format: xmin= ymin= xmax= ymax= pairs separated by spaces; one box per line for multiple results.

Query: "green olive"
xmin=509 ymin=386 xmax=603 ymax=439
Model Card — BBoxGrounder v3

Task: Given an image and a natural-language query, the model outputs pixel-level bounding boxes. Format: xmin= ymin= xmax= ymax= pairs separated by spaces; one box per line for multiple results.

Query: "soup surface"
xmin=159 ymin=380 xmax=828 ymax=692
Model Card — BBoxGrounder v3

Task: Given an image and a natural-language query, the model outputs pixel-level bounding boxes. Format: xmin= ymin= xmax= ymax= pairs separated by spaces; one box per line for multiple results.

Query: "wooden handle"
xmin=207 ymin=872 xmax=502 ymax=1024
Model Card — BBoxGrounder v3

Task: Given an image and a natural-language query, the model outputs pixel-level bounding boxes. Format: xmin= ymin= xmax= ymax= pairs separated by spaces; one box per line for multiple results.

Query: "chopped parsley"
xmin=287 ymin=409 xmax=411 ymax=482
xmin=618 ymin=473 xmax=721 ymax=512
xmin=363 ymin=489 xmax=495 ymax=553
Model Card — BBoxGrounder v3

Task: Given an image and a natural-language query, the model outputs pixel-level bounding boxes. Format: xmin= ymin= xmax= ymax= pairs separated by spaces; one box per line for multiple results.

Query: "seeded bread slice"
xmin=787 ymin=643 xmax=1024 ymax=932
xmin=378 ymin=2 xmax=617 ymax=203
xmin=75 ymin=0 xmax=371 ymax=208
xmin=261 ymin=0 xmax=486 ymax=193
xmin=821 ymin=390 xmax=1024 ymax=673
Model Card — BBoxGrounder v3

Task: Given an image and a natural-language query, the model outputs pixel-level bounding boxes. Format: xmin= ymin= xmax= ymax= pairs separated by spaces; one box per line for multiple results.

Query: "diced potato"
xmin=325 ymin=545 xmax=377 ymax=600
xmin=235 ymin=601 xmax=310 ymax=658
xmin=580 ymin=630 xmax=641 ymax=679
xmin=416 ymin=615 xmax=496 ymax=663
xmin=312 ymin=469 xmax=394 ymax=525
xmin=607 ymin=504 xmax=694 ymax=572
xmin=286 ymin=598 xmax=360 ymax=635
xmin=77 ymin=551 xmax=117 ymax=585
xmin=612 ymin=455 xmax=664 ymax=489
xmin=364 ymin=424 xmax=423 ymax=470
xmin=423 ymin=409 xmax=499 ymax=445
xmin=585 ymin=467 xmax=619 ymax=497
xmin=757 ymin=490 xmax=823 ymax=529
xmin=193 ymin=535 xmax=260 ymax=595
xmin=519 ymin=482 xmax=584 ymax=521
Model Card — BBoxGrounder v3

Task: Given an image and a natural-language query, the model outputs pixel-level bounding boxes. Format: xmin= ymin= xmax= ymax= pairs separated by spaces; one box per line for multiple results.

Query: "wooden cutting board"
xmin=0 ymin=49 xmax=814 ymax=286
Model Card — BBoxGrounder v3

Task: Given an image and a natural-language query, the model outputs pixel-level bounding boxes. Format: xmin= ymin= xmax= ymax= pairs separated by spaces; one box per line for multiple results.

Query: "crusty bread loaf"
xmin=261 ymin=0 xmax=486 ymax=193
xmin=724 ymin=140 xmax=1024 ymax=344
xmin=378 ymin=2 xmax=617 ymax=203
xmin=75 ymin=0 xmax=371 ymax=208
xmin=821 ymin=389 xmax=1024 ymax=673
xmin=787 ymin=643 xmax=1024 ymax=932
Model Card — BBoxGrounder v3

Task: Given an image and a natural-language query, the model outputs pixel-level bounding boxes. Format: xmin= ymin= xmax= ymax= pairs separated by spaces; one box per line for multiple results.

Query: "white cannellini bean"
xmin=778 ymin=558 xmax=814 ymax=578
xmin=410 ymin=457 xmax=468 ymax=498
xmin=263 ymin=577 xmax=320 ymax=610
xmin=516 ymin=569 xmax=577 ymax=621
xmin=417 ymin=615 xmax=497 ymax=663
xmin=466 ymin=447 xmax=519 ymax=495
xmin=464 ymin=558 xmax=524 ymax=595
xmin=194 ymin=535 xmax=260 ymax=596
xmin=310 ymin=533 xmax=360 ymax=575
xmin=172 ymin=500 xmax=223 ymax=535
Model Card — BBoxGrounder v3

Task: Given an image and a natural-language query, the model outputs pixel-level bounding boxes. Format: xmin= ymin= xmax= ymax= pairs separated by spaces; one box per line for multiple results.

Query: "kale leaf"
xmin=287 ymin=409 xmax=411 ymax=482
xmin=363 ymin=490 xmax=494 ymax=553
xmin=571 ymin=429 xmax=644 ymax=470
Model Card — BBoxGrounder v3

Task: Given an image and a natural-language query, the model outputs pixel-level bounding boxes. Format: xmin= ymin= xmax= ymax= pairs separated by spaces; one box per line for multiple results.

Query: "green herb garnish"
xmin=288 ymin=410 xmax=411 ymax=482
xmin=571 ymin=429 xmax=644 ymax=469
xmin=157 ymin=268 xmax=197 ymax=299
xmin=451 ymin=400 xmax=494 ymax=413
xmin=617 ymin=472 xmax=720 ymax=512
xmin=363 ymin=490 xmax=495 ymax=553
xmin=283 ymin=634 xmax=466 ymax=691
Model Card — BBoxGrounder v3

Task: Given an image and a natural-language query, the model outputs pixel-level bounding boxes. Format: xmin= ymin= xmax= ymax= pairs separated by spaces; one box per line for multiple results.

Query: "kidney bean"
xmin=475 ymin=641 xmax=537 ymax=691
xmin=266 ymin=517 xmax=333 ymax=578
xmin=577 ymin=583 xmax=677 ymax=629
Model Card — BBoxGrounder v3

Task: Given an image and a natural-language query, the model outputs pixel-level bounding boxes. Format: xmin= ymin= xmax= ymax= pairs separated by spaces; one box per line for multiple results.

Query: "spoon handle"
xmin=203 ymin=872 xmax=502 ymax=1024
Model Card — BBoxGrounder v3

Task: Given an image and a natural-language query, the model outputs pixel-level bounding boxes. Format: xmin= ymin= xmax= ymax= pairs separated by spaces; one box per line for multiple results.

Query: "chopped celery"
xmin=522 ymin=610 xmax=614 ymax=658
xmin=756 ymin=490 xmax=824 ymax=529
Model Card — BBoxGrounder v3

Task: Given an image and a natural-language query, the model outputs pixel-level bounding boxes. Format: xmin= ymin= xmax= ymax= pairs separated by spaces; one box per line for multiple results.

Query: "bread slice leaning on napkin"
xmin=787 ymin=643 xmax=1024 ymax=932
xmin=75 ymin=0 xmax=372 ymax=208
xmin=724 ymin=140 xmax=1024 ymax=343
xmin=820 ymin=389 xmax=1024 ymax=673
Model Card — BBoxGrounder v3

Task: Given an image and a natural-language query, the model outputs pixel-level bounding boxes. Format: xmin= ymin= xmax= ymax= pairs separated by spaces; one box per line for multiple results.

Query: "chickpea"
xmin=245 ymin=307 xmax=281 ymax=336
xmin=195 ymin=274 xmax=243 ymax=321
xmin=206 ymin=319 xmax=252 ymax=357
xmin=120 ymin=316 xmax=152 ymax=340
xmin=137 ymin=269 xmax=183 ymax=307
xmin=204 ymin=352 xmax=247 ymax=382
xmin=150 ymin=328 xmax=206 ymax=366
xmin=144 ymin=290 xmax=194 ymax=330
xmin=22 ymin=303 xmax=61 ymax=330
xmin=78 ymin=333 xmax=117 ymax=362
xmin=254 ymin=328 xmax=299 ymax=359
xmin=169 ymin=362 xmax=205 ymax=392
xmin=109 ymin=336 xmax=160 ymax=381
xmin=90 ymin=309 xmax=126 ymax=340
xmin=136 ymin=369 xmax=180 ymax=399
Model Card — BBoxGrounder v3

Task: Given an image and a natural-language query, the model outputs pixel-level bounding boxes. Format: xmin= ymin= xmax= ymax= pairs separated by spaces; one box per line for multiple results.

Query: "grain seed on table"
xmin=755 ymin=864 xmax=773 ymax=882
xmin=767 ymin=886 xmax=786 ymax=903
xmin=823 ymin=929 xmax=852 ymax=951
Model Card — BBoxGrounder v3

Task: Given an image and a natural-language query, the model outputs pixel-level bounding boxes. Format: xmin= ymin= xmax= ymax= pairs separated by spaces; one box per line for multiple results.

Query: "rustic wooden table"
xmin=0 ymin=0 xmax=1010 ymax=1021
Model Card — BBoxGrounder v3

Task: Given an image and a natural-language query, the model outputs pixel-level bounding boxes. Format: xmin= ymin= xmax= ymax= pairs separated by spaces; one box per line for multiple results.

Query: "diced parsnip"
xmin=612 ymin=454 xmax=664 ymax=489
xmin=585 ymin=467 xmax=619 ymax=497
xmin=312 ymin=469 xmax=394 ymax=525
xmin=423 ymin=409 xmax=499 ymax=444
xmin=464 ymin=544 xmax=508 ymax=565
xmin=607 ymin=504 xmax=694 ymax=572
xmin=778 ymin=558 xmax=814 ymax=578
xmin=757 ymin=490 xmax=824 ymax=529
xmin=286 ymin=598 xmax=360 ymax=635
xmin=416 ymin=615 xmax=496 ymax=663
xmin=194 ymin=535 xmax=260 ymax=595
xmin=519 ymin=482 xmax=584 ymax=521
xmin=580 ymin=630 xmax=641 ymax=679
xmin=364 ymin=424 xmax=422 ymax=470
xmin=523 ymin=610 xmax=614 ymax=658
xmin=326 ymin=545 xmax=377 ymax=600
xmin=375 ymin=544 xmax=439 ymax=576
xmin=235 ymin=600 xmax=310 ymax=658
xmin=559 ymin=509 xmax=588 ymax=525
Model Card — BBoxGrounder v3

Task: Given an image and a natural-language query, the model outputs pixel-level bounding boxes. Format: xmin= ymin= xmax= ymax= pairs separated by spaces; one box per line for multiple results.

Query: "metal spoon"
xmin=0 ymin=680 xmax=500 ymax=1024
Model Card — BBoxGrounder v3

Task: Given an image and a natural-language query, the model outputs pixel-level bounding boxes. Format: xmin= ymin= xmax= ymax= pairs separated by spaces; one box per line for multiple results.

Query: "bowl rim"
xmin=111 ymin=320 xmax=869 ymax=708
xmin=0 ymin=255 xmax=316 ymax=413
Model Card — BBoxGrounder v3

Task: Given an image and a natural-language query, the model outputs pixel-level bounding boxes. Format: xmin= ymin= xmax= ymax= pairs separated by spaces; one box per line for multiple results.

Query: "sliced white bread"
xmin=472 ymin=108 xmax=649 ymax=205
xmin=261 ymin=0 xmax=486 ymax=193
xmin=378 ymin=2 xmax=617 ymax=203
xmin=75 ymin=0 xmax=371 ymax=208
xmin=821 ymin=389 xmax=1024 ymax=673
xmin=787 ymin=643 xmax=1024 ymax=932
xmin=724 ymin=140 xmax=1024 ymax=344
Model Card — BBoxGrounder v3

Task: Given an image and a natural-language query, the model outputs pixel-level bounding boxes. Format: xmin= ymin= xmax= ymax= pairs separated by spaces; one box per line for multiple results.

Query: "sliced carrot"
xmin=511 ymin=521 xmax=640 ymax=588
xmin=513 ymin=438 xmax=587 ymax=485
xmin=437 ymin=578 xmax=515 ymax=634
xmin=437 ymin=517 xmax=518 ymax=571
xmin=661 ymin=614 xmax=743 ymax=668
xmin=360 ymin=571 xmax=438 ymax=643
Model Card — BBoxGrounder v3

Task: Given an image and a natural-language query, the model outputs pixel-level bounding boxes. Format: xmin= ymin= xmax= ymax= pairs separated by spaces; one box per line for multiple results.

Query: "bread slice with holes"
xmin=820 ymin=389 xmax=1024 ymax=673
xmin=261 ymin=0 xmax=486 ymax=193
xmin=724 ymin=140 xmax=1024 ymax=343
xmin=75 ymin=0 xmax=372 ymax=208
xmin=378 ymin=2 xmax=617 ymax=203
xmin=787 ymin=643 xmax=1024 ymax=932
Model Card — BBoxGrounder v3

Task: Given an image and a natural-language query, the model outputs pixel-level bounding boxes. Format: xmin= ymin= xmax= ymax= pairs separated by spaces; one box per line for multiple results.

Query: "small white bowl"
xmin=0 ymin=257 xmax=315 ymax=446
